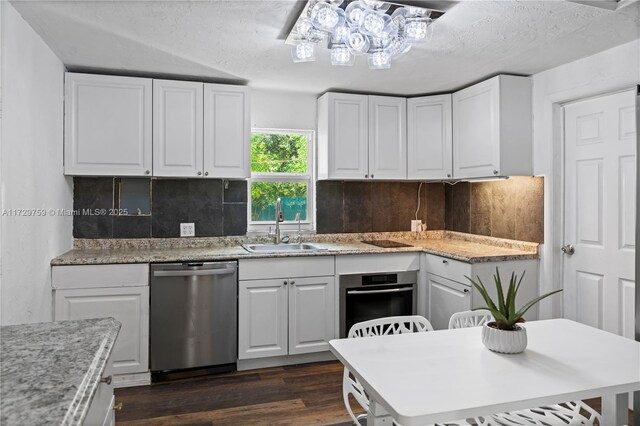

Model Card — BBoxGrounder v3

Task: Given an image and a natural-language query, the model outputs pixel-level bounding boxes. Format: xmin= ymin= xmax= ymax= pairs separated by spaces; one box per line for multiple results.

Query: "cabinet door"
xmin=322 ymin=93 xmax=369 ymax=180
xmin=64 ymin=73 xmax=152 ymax=176
xmin=368 ymin=96 xmax=407 ymax=179
xmin=238 ymin=279 xmax=288 ymax=359
xmin=452 ymin=77 xmax=500 ymax=179
xmin=153 ymin=79 xmax=203 ymax=177
xmin=427 ymin=273 xmax=471 ymax=330
xmin=54 ymin=286 xmax=149 ymax=375
xmin=203 ymin=84 xmax=250 ymax=178
xmin=407 ymin=95 xmax=452 ymax=179
xmin=288 ymin=276 xmax=335 ymax=355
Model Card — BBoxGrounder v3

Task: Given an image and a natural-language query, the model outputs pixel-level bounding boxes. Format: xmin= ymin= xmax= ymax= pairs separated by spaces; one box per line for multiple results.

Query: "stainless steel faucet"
xmin=294 ymin=212 xmax=302 ymax=244
xmin=268 ymin=197 xmax=284 ymax=244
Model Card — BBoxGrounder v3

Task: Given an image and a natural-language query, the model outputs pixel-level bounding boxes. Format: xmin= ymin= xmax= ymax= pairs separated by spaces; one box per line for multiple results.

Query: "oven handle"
xmin=347 ymin=287 xmax=413 ymax=295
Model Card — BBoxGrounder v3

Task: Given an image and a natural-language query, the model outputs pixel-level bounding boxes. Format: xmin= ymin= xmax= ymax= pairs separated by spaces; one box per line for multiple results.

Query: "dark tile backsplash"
xmin=316 ymin=181 xmax=445 ymax=234
xmin=73 ymin=178 xmax=247 ymax=238
xmin=73 ymin=177 xmax=115 ymax=239
xmin=444 ymin=176 xmax=544 ymax=243
xmin=74 ymin=175 xmax=543 ymax=243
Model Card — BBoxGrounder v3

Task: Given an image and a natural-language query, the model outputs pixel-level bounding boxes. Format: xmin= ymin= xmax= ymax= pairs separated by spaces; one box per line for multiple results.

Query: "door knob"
xmin=561 ymin=244 xmax=575 ymax=255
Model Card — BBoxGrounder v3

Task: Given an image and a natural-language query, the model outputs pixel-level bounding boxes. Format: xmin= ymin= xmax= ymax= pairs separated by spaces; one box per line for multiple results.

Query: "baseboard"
xmin=113 ymin=371 xmax=151 ymax=388
xmin=237 ymin=351 xmax=336 ymax=371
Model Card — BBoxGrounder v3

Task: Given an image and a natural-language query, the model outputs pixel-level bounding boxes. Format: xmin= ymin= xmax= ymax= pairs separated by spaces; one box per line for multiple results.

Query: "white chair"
xmin=343 ymin=316 xmax=479 ymax=426
xmin=448 ymin=311 xmax=602 ymax=426
xmin=448 ymin=309 xmax=493 ymax=330
xmin=343 ymin=316 xmax=434 ymax=426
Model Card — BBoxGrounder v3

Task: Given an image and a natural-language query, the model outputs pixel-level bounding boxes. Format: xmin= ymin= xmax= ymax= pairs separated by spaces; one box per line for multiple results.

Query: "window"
xmin=248 ymin=129 xmax=314 ymax=232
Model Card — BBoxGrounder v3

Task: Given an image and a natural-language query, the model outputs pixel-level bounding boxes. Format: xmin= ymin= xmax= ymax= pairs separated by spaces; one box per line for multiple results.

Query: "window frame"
xmin=247 ymin=128 xmax=315 ymax=234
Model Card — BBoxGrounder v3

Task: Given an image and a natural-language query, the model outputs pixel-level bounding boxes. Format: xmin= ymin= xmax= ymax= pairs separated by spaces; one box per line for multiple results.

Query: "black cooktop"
xmin=361 ymin=240 xmax=414 ymax=248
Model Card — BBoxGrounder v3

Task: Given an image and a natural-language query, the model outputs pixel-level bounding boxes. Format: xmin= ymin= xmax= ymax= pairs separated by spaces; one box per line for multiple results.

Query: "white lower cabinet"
xmin=288 ymin=276 xmax=335 ymax=355
xmin=85 ymin=354 xmax=115 ymax=426
xmin=238 ymin=278 xmax=289 ymax=359
xmin=427 ymin=273 xmax=472 ymax=331
xmin=424 ymin=254 xmax=538 ymax=330
xmin=238 ymin=257 xmax=335 ymax=360
xmin=238 ymin=276 xmax=335 ymax=360
xmin=52 ymin=264 xmax=150 ymax=377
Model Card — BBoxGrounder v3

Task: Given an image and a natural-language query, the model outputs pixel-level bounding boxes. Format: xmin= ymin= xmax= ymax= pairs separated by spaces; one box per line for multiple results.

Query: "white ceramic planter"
xmin=481 ymin=323 xmax=527 ymax=354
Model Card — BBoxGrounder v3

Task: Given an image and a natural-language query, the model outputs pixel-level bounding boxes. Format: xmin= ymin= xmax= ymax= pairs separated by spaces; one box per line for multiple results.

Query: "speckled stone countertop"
xmin=1 ymin=318 xmax=120 ymax=426
xmin=51 ymin=231 xmax=538 ymax=265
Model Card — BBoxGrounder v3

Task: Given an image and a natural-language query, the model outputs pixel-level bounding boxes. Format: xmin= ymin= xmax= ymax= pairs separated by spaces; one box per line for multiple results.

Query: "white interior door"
xmin=563 ymin=89 xmax=636 ymax=339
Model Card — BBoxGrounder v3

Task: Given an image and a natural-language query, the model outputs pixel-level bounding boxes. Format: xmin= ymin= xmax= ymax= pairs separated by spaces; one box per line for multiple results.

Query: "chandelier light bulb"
xmin=361 ymin=10 xmax=386 ymax=36
xmin=331 ymin=44 xmax=355 ymax=66
xmin=368 ymin=48 xmax=391 ymax=69
xmin=296 ymin=17 xmax=313 ymax=38
xmin=311 ymin=2 xmax=342 ymax=32
xmin=404 ymin=18 xmax=428 ymax=42
xmin=332 ymin=24 xmax=350 ymax=43
xmin=349 ymin=8 xmax=364 ymax=25
xmin=318 ymin=8 xmax=339 ymax=27
xmin=345 ymin=1 xmax=367 ymax=26
xmin=346 ymin=29 xmax=370 ymax=54
xmin=291 ymin=42 xmax=317 ymax=62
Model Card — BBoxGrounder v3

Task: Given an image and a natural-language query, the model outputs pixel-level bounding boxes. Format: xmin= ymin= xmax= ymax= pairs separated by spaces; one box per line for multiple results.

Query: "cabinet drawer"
xmin=239 ymin=257 xmax=334 ymax=281
xmin=52 ymin=264 xmax=149 ymax=289
xmin=336 ymin=253 xmax=419 ymax=274
xmin=423 ymin=254 xmax=471 ymax=283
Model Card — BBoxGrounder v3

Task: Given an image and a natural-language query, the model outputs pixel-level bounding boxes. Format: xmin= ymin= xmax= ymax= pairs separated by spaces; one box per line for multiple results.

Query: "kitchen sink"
xmin=242 ymin=243 xmax=327 ymax=253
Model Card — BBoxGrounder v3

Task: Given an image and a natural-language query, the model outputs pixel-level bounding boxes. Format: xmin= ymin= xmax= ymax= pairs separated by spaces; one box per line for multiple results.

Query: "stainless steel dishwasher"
xmin=150 ymin=261 xmax=237 ymax=376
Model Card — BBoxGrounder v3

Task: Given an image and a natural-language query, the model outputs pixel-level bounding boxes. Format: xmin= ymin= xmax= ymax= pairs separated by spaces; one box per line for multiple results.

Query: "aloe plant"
xmin=465 ymin=268 xmax=562 ymax=331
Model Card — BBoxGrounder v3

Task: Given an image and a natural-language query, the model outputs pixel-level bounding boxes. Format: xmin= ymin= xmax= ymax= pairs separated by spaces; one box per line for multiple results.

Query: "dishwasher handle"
xmin=153 ymin=268 xmax=236 ymax=278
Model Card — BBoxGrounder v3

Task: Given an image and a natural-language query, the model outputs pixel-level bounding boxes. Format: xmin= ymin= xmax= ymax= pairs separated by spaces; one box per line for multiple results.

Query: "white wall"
xmin=0 ymin=3 xmax=72 ymax=325
xmin=251 ymin=89 xmax=317 ymax=131
xmin=532 ymin=39 xmax=640 ymax=319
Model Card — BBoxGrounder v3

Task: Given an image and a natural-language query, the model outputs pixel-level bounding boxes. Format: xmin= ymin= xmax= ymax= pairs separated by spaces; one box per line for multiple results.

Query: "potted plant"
xmin=466 ymin=268 xmax=562 ymax=354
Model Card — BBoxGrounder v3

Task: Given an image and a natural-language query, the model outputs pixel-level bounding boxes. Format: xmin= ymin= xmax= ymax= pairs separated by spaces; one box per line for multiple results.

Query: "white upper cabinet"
xmin=368 ymin=96 xmax=407 ymax=180
xmin=452 ymin=75 xmax=532 ymax=179
xmin=64 ymin=73 xmax=251 ymax=179
xmin=317 ymin=93 xmax=369 ymax=180
xmin=407 ymin=94 xmax=452 ymax=180
xmin=153 ymin=79 xmax=203 ymax=177
xmin=64 ymin=73 xmax=152 ymax=176
xmin=318 ymin=92 xmax=406 ymax=180
xmin=203 ymin=84 xmax=251 ymax=179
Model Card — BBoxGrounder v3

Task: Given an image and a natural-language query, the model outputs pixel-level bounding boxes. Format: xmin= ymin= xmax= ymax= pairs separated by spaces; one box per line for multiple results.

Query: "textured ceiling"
xmin=10 ymin=0 xmax=640 ymax=96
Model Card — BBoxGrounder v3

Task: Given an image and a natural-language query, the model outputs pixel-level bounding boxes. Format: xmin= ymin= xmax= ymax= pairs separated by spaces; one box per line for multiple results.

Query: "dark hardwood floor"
xmin=115 ymin=361 xmax=354 ymax=425
xmin=115 ymin=361 xmax=634 ymax=426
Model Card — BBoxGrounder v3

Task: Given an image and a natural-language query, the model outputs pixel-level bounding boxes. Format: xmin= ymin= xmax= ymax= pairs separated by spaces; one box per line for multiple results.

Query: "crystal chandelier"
xmin=286 ymin=0 xmax=444 ymax=70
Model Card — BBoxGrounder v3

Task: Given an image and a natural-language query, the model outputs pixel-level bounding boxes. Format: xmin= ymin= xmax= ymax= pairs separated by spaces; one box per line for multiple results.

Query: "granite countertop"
xmin=51 ymin=231 xmax=538 ymax=266
xmin=1 ymin=318 xmax=121 ymax=426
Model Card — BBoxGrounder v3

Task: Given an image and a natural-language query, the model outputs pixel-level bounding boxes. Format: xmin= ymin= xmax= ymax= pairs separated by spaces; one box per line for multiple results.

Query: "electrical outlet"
xmin=180 ymin=223 xmax=195 ymax=237
xmin=411 ymin=220 xmax=422 ymax=232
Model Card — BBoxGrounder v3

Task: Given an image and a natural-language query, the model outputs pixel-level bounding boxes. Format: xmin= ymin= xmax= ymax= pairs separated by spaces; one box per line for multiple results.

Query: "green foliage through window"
xmin=251 ymin=133 xmax=308 ymax=173
xmin=250 ymin=132 xmax=310 ymax=223
xmin=251 ymin=182 xmax=307 ymax=222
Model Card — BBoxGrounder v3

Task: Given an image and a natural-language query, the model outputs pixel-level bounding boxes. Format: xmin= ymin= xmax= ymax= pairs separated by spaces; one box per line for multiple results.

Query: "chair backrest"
xmin=348 ymin=315 xmax=434 ymax=338
xmin=448 ymin=310 xmax=493 ymax=330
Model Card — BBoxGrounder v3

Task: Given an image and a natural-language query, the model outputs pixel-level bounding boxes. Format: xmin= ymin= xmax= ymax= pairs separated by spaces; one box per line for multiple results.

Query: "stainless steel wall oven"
xmin=339 ymin=271 xmax=417 ymax=338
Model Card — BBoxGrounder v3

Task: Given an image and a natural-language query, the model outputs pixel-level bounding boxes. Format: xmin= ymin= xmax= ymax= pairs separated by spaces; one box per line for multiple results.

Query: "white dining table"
xmin=329 ymin=319 xmax=640 ymax=426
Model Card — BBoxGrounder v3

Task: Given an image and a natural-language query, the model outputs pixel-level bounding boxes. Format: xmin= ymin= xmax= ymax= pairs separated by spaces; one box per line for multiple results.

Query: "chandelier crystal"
xmin=286 ymin=0 xmax=442 ymax=70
